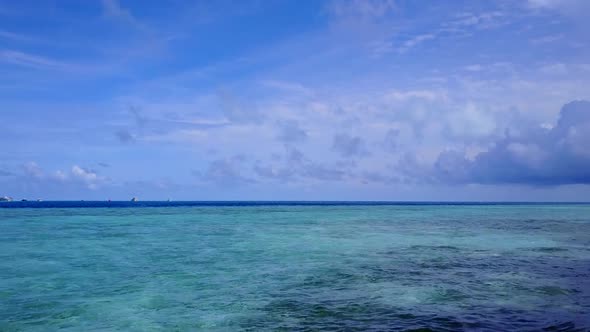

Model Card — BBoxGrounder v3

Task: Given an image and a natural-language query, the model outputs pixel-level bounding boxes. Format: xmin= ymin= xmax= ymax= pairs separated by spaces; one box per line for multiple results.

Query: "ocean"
xmin=1 ymin=202 xmax=589 ymax=331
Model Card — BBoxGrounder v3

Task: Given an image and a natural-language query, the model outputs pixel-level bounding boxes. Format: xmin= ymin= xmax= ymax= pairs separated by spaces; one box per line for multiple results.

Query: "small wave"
xmin=408 ymin=245 xmax=462 ymax=251
xmin=541 ymin=321 xmax=584 ymax=332
xmin=536 ymin=286 xmax=579 ymax=296
xmin=531 ymin=247 xmax=569 ymax=253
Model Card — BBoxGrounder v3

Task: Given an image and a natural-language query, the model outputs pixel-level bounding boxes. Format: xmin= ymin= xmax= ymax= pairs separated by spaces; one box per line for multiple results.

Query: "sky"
xmin=1 ymin=0 xmax=590 ymax=201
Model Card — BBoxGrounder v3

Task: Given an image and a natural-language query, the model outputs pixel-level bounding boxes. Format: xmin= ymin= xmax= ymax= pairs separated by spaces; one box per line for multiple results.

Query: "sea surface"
xmin=1 ymin=202 xmax=589 ymax=331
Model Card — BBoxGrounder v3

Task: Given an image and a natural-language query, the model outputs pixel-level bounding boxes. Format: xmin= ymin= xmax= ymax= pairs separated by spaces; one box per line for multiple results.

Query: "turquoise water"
xmin=1 ymin=204 xmax=590 ymax=331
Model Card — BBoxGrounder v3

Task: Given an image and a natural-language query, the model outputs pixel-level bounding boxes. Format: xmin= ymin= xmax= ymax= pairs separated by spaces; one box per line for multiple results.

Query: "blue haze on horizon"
xmin=1 ymin=0 xmax=590 ymax=201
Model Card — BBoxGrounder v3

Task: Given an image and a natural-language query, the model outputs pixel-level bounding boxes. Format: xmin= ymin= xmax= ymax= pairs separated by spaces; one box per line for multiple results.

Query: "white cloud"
xmin=391 ymin=10 xmax=507 ymax=55
xmin=260 ymin=80 xmax=314 ymax=96
xmin=0 ymin=30 xmax=37 ymax=42
xmin=506 ymin=142 xmax=548 ymax=168
xmin=384 ymin=89 xmax=447 ymax=102
xmin=447 ymin=11 xmax=505 ymax=30
xmin=0 ymin=50 xmax=68 ymax=70
xmin=71 ymin=166 xmax=108 ymax=190
xmin=528 ymin=0 xmax=583 ymax=9
xmin=19 ymin=163 xmax=107 ymax=190
xmin=22 ymin=162 xmax=44 ymax=178
xmin=101 ymin=0 xmax=142 ymax=28
xmin=327 ymin=0 xmax=396 ymax=19
xmin=72 ymin=165 xmax=98 ymax=181
xmin=53 ymin=170 xmax=68 ymax=181
xmin=527 ymin=0 xmax=590 ymax=22
xmin=398 ymin=33 xmax=435 ymax=53
xmin=530 ymin=34 xmax=564 ymax=44
xmin=539 ymin=63 xmax=568 ymax=75
xmin=102 ymin=0 xmax=129 ymax=17
xmin=463 ymin=64 xmax=483 ymax=72
xmin=446 ymin=104 xmax=496 ymax=139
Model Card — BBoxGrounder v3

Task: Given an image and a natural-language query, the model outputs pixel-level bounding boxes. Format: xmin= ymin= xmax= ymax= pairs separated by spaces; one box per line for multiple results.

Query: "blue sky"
xmin=1 ymin=0 xmax=590 ymax=200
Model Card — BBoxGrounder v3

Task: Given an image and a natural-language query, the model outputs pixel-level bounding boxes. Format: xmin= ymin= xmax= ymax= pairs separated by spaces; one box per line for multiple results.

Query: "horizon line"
xmin=2 ymin=200 xmax=590 ymax=203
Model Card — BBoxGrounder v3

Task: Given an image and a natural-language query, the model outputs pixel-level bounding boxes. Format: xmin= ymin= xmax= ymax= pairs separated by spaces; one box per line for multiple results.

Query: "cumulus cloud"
xmin=445 ymin=103 xmax=496 ymax=140
xmin=115 ymin=129 xmax=136 ymax=143
xmin=434 ymin=100 xmax=590 ymax=185
xmin=218 ymin=90 xmax=263 ymax=123
xmin=382 ymin=128 xmax=400 ymax=152
xmin=22 ymin=162 xmax=44 ymax=179
xmin=198 ymin=157 xmax=253 ymax=186
xmin=254 ymin=147 xmax=348 ymax=183
xmin=304 ymin=165 xmax=347 ymax=181
xmin=129 ymin=105 xmax=148 ymax=128
xmin=276 ymin=120 xmax=307 ymax=143
xmin=199 ymin=100 xmax=590 ymax=188
xmin=112 ymin=106 xmax=146 ymax=143
xmin=331 ymin=133 xmax=368 ymax=158
xmin=71 ymin=165 xmax=104 ymax=189
xmin=19 ymin=162 xmax=108 ymax=189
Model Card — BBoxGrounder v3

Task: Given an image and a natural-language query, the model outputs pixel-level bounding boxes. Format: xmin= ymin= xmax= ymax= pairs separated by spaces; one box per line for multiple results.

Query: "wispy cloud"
xmin=327 ymin=0 xmax=396 ymax=20
xmin=385 ymin=89 xmax=447 ymax=102
xmin=102 ymin=0 xmax=130 ymax=17
xmin=391 ymin=10 xmax=507 ymax=54
xmin=445 ymin=11 xmax=506 ymax=30
xmin=397 ymin=33 xmax=435 ymax=53
xmin=101 ymin=0 xmax=142 ymax=27
xmin=530 ymin=34 xmax=564 ymax=44
xmin=463 ymin=64 xmax=483 ymax=72
xmin=526 ymin=0 xmax=590 ymax=25
xmin=0 ymin=50 xmax=69 ymax=70
xmin=0 ymin=29 xmax=38 ymax=43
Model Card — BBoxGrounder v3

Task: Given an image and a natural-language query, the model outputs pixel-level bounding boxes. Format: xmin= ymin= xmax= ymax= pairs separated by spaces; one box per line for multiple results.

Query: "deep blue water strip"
xmin=1 ymin=201 xmax=589 ymax=209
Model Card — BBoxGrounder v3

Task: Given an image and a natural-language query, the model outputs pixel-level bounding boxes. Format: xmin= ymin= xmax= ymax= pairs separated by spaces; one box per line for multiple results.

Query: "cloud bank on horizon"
xmin=1 ymin=0 xmax=589 ymax=200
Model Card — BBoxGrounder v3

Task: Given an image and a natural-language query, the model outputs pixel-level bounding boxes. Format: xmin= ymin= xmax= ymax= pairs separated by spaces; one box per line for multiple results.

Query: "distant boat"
xmin=131 ymin=197 xmax=138 ymax=202
xmin=21 ymin=199 xmax=28 ymax=202
xmin=167 ymin=198 xmax=171 ymax=202
xmin=36 ymin=199 xmax=42 ymax=202
xmin=0 ymin=196 xmax=12 ymax=202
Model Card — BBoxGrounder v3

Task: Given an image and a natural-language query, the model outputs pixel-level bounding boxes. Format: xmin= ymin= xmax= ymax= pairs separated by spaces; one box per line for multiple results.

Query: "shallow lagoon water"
xmin=1 ymin=203 xmax=590 ymax=331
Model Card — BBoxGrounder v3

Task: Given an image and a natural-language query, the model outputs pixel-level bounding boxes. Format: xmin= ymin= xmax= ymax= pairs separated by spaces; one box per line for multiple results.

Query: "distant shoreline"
xmin=1 ymin=201 xmax=589 ymax=209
